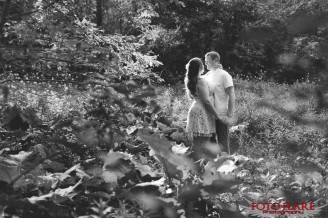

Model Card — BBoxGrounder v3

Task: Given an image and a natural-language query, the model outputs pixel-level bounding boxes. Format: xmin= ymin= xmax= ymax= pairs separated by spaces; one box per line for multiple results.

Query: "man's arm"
xmin=226 ymin=86 xmax=235 ymax=118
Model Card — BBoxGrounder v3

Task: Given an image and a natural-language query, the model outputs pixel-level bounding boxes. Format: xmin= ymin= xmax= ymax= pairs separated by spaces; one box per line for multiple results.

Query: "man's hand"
xmin=221 ymin=115 xmax=235 ymax=126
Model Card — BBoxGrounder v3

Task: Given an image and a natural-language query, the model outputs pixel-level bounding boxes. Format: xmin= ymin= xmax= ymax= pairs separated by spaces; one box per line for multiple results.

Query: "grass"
xmin=155 ymin=79 xmax=327 ymax=168
xmin=3 ymin=79 xmax=327 ymax=167
xmin=154 ymin=79 xmax=328 ymax=209
xmin=1 ymin=79 xmax=328 ymax=217
xmin=5 ymin=82 xmax=92 ymax=121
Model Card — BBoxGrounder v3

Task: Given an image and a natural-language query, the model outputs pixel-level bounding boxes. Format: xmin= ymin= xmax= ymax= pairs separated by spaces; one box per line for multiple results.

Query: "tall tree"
xmin=96 ymin=0 xmax=103 ymax=27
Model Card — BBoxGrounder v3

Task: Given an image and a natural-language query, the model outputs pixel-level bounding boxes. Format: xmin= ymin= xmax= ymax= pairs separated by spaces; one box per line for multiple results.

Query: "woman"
xmin=185 ymin=57 xmax=221 ymax=161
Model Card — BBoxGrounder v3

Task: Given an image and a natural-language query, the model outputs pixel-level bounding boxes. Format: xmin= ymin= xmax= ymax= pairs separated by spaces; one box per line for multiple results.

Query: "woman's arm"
xmin=197 ymin=79 xmax=220 ymax=119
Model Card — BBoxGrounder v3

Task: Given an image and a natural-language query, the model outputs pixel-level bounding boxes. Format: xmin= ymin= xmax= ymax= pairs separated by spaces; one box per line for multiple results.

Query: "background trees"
xmin=150 ymin=0 xmax=328 ymax=84
xmin=1 ymin=0 xmax=327 ymax=84
xmin=0 ymin=0 xmax=171 ymax=85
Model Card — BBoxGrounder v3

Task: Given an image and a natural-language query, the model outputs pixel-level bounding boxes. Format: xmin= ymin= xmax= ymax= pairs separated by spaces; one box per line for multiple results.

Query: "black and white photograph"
xmin=0 ymin=0 xmax=328 ymax=217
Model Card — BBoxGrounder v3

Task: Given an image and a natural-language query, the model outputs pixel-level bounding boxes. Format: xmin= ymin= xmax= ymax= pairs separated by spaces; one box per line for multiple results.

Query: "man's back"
xmin=203 ymin=68 xmax=233 ymax=116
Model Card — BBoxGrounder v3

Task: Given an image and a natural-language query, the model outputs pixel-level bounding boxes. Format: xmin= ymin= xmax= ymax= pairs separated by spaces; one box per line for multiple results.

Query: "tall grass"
xmin=4 ymin=80 xmax=327 ymax=162
xmin=155 ymin=79 xmax=327 ymax=161
xmin=4 ymin=82 xmax=91 ymax=121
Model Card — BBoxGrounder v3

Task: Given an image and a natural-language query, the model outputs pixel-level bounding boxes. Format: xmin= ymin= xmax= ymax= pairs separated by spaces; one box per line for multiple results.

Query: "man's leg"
xmin=216 ymin=119 xmax=230 ymax=154
xmin=209 ymin=132 xmax=217 ymax=143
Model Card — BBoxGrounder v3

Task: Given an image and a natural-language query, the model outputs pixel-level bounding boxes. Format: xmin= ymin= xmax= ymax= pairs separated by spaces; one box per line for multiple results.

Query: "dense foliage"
xmin=1 ymin=0 xmax=328 ymax=84
xmin=151 ymin=0 xmax=328 ymax=84
xmin=0 ymin=0 xmax=169 ymax=85
xmin=0 ymin=79 xmax=327 ymax=217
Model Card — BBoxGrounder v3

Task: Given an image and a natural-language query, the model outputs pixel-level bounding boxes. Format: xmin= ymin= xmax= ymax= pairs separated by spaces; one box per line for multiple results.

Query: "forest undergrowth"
xmin=0 ymin=78 xmax=328 ymax=218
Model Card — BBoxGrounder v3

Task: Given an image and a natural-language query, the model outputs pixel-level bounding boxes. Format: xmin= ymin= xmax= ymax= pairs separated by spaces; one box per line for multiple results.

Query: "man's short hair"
xmin=205 ymin=51 xmax=220 ymax=62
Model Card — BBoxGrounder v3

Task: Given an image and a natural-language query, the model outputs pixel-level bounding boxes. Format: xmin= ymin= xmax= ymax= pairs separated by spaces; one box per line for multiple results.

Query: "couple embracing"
xmin=185 ymin=51 xmax=235 ymax=161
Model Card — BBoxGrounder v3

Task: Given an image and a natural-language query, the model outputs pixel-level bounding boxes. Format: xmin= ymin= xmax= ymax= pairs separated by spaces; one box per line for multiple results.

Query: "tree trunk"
xmin=0 ymin=0 xmax=11 ymax=41
xmin=96 ymin=0 xmax=102 ymax=27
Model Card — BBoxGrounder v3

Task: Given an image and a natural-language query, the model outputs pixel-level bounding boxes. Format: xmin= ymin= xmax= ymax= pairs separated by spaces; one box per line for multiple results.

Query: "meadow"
xmin=1 ymin=79 xmax=327 ymax=217
xmin=157 ymin=78 xmax=327 ymax=161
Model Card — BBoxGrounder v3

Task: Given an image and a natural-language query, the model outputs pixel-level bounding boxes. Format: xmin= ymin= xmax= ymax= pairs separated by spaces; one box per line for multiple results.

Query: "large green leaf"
xmin=0 ymin=151 xmax=35 ymax=184
xmin=0 ymin=160 xmax=20 ymax=184
xmin=138 ymin=129 xmax=197 ymax=179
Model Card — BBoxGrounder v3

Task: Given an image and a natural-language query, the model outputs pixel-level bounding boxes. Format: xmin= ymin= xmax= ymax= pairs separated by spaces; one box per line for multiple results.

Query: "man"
xmin=203 ymin=51 xmax=235 ymax=154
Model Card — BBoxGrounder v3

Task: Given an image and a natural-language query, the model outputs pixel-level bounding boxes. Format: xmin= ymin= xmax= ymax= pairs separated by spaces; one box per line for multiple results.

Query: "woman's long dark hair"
xmin=184 ymin=58 xmax=203 ymax=99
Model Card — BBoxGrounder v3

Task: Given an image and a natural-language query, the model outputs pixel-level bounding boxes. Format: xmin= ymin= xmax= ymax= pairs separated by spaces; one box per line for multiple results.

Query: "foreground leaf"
xmin=203 ymin=173 xmax=241 ymax=194
xmin=0 ymin=151 xmax=34 ymax=184
xmin=138 ymin=130 xmax=196 ymax=179
xmin=128 ymin=193 xmax=178 ymax=218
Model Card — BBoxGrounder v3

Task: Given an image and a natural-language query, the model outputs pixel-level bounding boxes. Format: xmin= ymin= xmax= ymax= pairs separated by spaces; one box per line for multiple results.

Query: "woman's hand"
xmin=220 ymin=115 xmax=235 ymax=126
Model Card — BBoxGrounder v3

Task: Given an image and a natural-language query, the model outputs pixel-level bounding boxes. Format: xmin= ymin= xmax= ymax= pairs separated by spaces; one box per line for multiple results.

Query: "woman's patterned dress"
xmin=186 ymin=78 xmax=216 ymax=138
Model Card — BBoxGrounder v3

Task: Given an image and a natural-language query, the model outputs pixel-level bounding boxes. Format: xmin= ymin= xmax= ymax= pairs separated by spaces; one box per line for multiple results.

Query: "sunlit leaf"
xmin=9 ymin=151 xmax=33 ymax=163
xmin=171 ymin=143 xmax=189 ymax=155
xmin=137 ymin=177 xmax=165 ymax=187
xmin=217 ymin=160 xmax=238 ymax=174
xmin=55 ymin=164 xmax=83 ymax=181
xmin=126 ymin=125 xmax=138 ymax=135
xmin=28 ymin=193 xmax=54 ymax=204
xmin=54 ymin=179 xmax=82 ymax=199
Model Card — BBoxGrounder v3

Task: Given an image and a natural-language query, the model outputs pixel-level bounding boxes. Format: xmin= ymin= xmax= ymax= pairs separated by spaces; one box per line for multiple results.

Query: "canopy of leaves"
xmin=0 ymin=0 xmax=169 ymax=85
xmin=150 ymin=0 xmax=328 ymax=84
